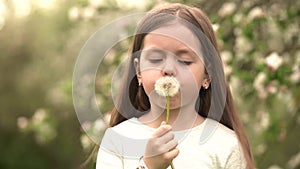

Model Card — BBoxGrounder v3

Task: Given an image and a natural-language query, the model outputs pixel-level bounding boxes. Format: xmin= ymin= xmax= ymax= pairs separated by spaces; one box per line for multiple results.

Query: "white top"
xmin=96 ymin=118 xmax=246 ymax=169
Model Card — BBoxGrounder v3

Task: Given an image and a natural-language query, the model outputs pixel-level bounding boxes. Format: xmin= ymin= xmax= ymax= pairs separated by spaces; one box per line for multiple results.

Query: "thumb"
xmin=161 ymin=121 xmax=166 ymax=126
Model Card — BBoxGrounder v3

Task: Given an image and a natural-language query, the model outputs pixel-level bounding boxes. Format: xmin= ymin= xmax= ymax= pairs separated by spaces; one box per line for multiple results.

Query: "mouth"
xmin=169 ymin=94 xmax=180 ymax=101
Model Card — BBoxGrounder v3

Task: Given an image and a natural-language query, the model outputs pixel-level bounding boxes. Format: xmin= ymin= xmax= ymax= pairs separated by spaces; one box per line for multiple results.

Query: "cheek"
xmin=192 ymin=67 xmax=206 ymax=89
xmin=179 ymin=78 xmax=199 ymax=100
xmin=179 ymin=69 xmax=204 ymax=89
xmin=142 ymin=81 xmax=154 ymax=96
xmin=140 ymin=71 xmax=158 ymax=96
xmin=177 ymin=69 xmax=205 ymax=99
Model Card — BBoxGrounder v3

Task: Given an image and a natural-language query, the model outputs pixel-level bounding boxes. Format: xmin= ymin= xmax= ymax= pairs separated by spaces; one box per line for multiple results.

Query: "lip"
xmin=169 ymin=95 xmax=180 ymax=101
xmin=156 ymin=94 xmax=178 ymax=101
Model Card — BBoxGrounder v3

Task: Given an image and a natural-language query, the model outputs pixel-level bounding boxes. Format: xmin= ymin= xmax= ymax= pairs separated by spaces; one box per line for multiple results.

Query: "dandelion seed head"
xmin=154 ymin=76 xmax=180 ymax=97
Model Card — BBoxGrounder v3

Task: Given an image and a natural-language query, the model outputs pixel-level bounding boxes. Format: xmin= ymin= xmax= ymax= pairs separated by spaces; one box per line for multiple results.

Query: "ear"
xmin=202 ymin=75 xmax=211 ymax=89
xmin=134 ymin=58 xmax=142 ymax=81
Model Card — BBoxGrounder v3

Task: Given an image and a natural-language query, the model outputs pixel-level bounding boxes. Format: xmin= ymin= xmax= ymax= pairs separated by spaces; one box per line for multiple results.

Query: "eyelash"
xmin=149 ymin=58 xmax=163 ymax=63
xmin=149 ymin=58 xmax=192 ymax=66
xmin=178 ymin=60 xmax=192 ymax=65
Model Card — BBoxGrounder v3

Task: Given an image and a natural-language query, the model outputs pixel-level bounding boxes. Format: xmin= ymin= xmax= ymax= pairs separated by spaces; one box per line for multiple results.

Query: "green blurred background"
xmin=0 ymin=0 xmax=299 ymax=169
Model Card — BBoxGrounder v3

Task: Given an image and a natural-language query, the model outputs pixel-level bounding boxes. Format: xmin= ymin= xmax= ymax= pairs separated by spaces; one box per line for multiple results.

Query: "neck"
xmin=138 ymin=105 xmax=205 ymax=131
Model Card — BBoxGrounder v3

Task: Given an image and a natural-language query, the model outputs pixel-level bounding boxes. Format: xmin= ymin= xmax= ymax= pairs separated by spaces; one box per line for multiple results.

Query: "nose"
xmin=162 ymin=58 xmax=176 ymax=76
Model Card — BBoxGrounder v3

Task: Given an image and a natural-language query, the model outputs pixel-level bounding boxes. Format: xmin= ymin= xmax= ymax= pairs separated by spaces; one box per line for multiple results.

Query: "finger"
xmin=152 ymin=124 xmax=172 ymax=138
xmin=164 ymin=148 xmax=180 ymax=161
xmin=163 ymin=138 xmax=178 ymax=151
xmin=158 ymin=131 xmax=175 ymax=144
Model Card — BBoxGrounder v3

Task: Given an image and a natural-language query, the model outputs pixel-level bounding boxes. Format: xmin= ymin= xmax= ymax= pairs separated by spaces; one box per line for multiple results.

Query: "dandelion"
xmin=155 ymin=76 xmax=180 ymax=97
xmin=154 ymin=76 xmax=180 ymax=169
xmin=155 ymin=76 xmax=180 ymax=124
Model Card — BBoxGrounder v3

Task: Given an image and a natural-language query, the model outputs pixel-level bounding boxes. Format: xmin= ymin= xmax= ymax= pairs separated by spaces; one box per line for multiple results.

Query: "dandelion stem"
xmin=170 ymin=162 xmax=175 ymax=169
xmin=166 ymin=95 xmax=175 ymax=169
xmin=166 ymin=96 xmax=170 ymax=124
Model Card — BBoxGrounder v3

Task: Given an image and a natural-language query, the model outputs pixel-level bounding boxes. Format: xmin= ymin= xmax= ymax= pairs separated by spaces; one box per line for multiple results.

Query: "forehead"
xmin=143 ymin=22 xmax=202 ymax=55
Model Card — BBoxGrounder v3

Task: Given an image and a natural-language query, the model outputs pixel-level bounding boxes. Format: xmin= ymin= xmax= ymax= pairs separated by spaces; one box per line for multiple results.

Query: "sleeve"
xmin=223 ymin=144 xmax=247 ymax=169
xmin=96 ymin=128 xmax=124 ymax=169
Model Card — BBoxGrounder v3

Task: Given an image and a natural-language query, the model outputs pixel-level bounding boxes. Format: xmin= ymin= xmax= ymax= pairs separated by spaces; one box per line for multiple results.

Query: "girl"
xmin=96 ymin=3 xmax=255 ymax=169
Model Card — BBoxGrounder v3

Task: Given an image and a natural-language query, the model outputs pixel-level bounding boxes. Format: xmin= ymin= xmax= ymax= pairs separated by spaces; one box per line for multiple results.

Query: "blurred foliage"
xmin=0 ymin=0 xmax=299 ymax=169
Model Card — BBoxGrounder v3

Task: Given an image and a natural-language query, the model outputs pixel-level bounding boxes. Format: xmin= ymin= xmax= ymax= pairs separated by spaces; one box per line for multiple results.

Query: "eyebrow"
xmin=175 ymin=48 xmax=198 ymax=59
xmin=142 ymin=47 xmax=198 ymax=59
xmin=141 ymin=48 xmax=167 ymax=56
xmin=176 ymin=48 xmax=192 ymax=55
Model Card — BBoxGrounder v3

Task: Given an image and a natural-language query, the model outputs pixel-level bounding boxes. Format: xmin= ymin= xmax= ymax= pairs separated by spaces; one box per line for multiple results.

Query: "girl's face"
xmin=136 ymin=23 xmax=210 ymax=110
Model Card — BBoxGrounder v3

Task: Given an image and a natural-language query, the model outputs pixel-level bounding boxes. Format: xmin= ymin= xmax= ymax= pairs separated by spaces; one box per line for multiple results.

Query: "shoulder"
xmin=208 ymin=118 xmax=236 ymax=137
xmin=100 ymin=118 xmax=151 ymax=158
xmin=105 ymin=118 xmax=152 ymax=139
xmin=200 ymin=118 xmax=238 ymax=147
xmin=199 ymin=119 xmax=246 ymax=168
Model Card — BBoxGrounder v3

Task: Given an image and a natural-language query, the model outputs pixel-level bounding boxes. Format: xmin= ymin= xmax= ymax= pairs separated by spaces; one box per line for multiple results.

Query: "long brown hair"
xmin=109 ymin=3 xmax=255 ymax=169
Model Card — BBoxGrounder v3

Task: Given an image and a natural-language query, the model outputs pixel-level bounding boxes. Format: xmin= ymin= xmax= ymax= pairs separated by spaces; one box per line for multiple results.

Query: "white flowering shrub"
xmin=202 ymin=1 xmax=299 ymax=168
xmin=17 ymin=109 xmax=57 ymax=144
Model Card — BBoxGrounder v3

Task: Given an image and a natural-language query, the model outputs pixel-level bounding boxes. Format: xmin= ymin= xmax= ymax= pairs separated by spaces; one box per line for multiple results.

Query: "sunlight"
xmin=0 ymin=0 xmax=7 ymax=30
xmin=116 ymin=0 xmax=148 ymax=9
xmin=10 ymin=0 xmax=58 ymax=19
xmin=32 ymin=0 xmax=57 ymax=10
xmin=12 ymin=0 xmax=31 ymax=18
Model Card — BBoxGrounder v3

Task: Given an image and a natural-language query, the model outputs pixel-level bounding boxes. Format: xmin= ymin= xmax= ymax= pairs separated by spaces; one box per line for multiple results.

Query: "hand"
xmin=143 ymin=121 xmax=179 ymax=169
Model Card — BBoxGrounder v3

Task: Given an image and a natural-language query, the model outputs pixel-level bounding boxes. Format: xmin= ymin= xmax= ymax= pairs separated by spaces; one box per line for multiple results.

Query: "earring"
xmin=203 ymin=84 xmax=209 ymax=89
xmin=138 ymin=81 xmax=142 ymax=86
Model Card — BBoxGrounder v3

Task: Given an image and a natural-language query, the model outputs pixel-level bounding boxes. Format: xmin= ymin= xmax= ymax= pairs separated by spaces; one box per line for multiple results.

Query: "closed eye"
xmin=149 ymin=58 xmax=163 ymax=63
xmin=178 ymin=60 xmax=192 ymax=65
